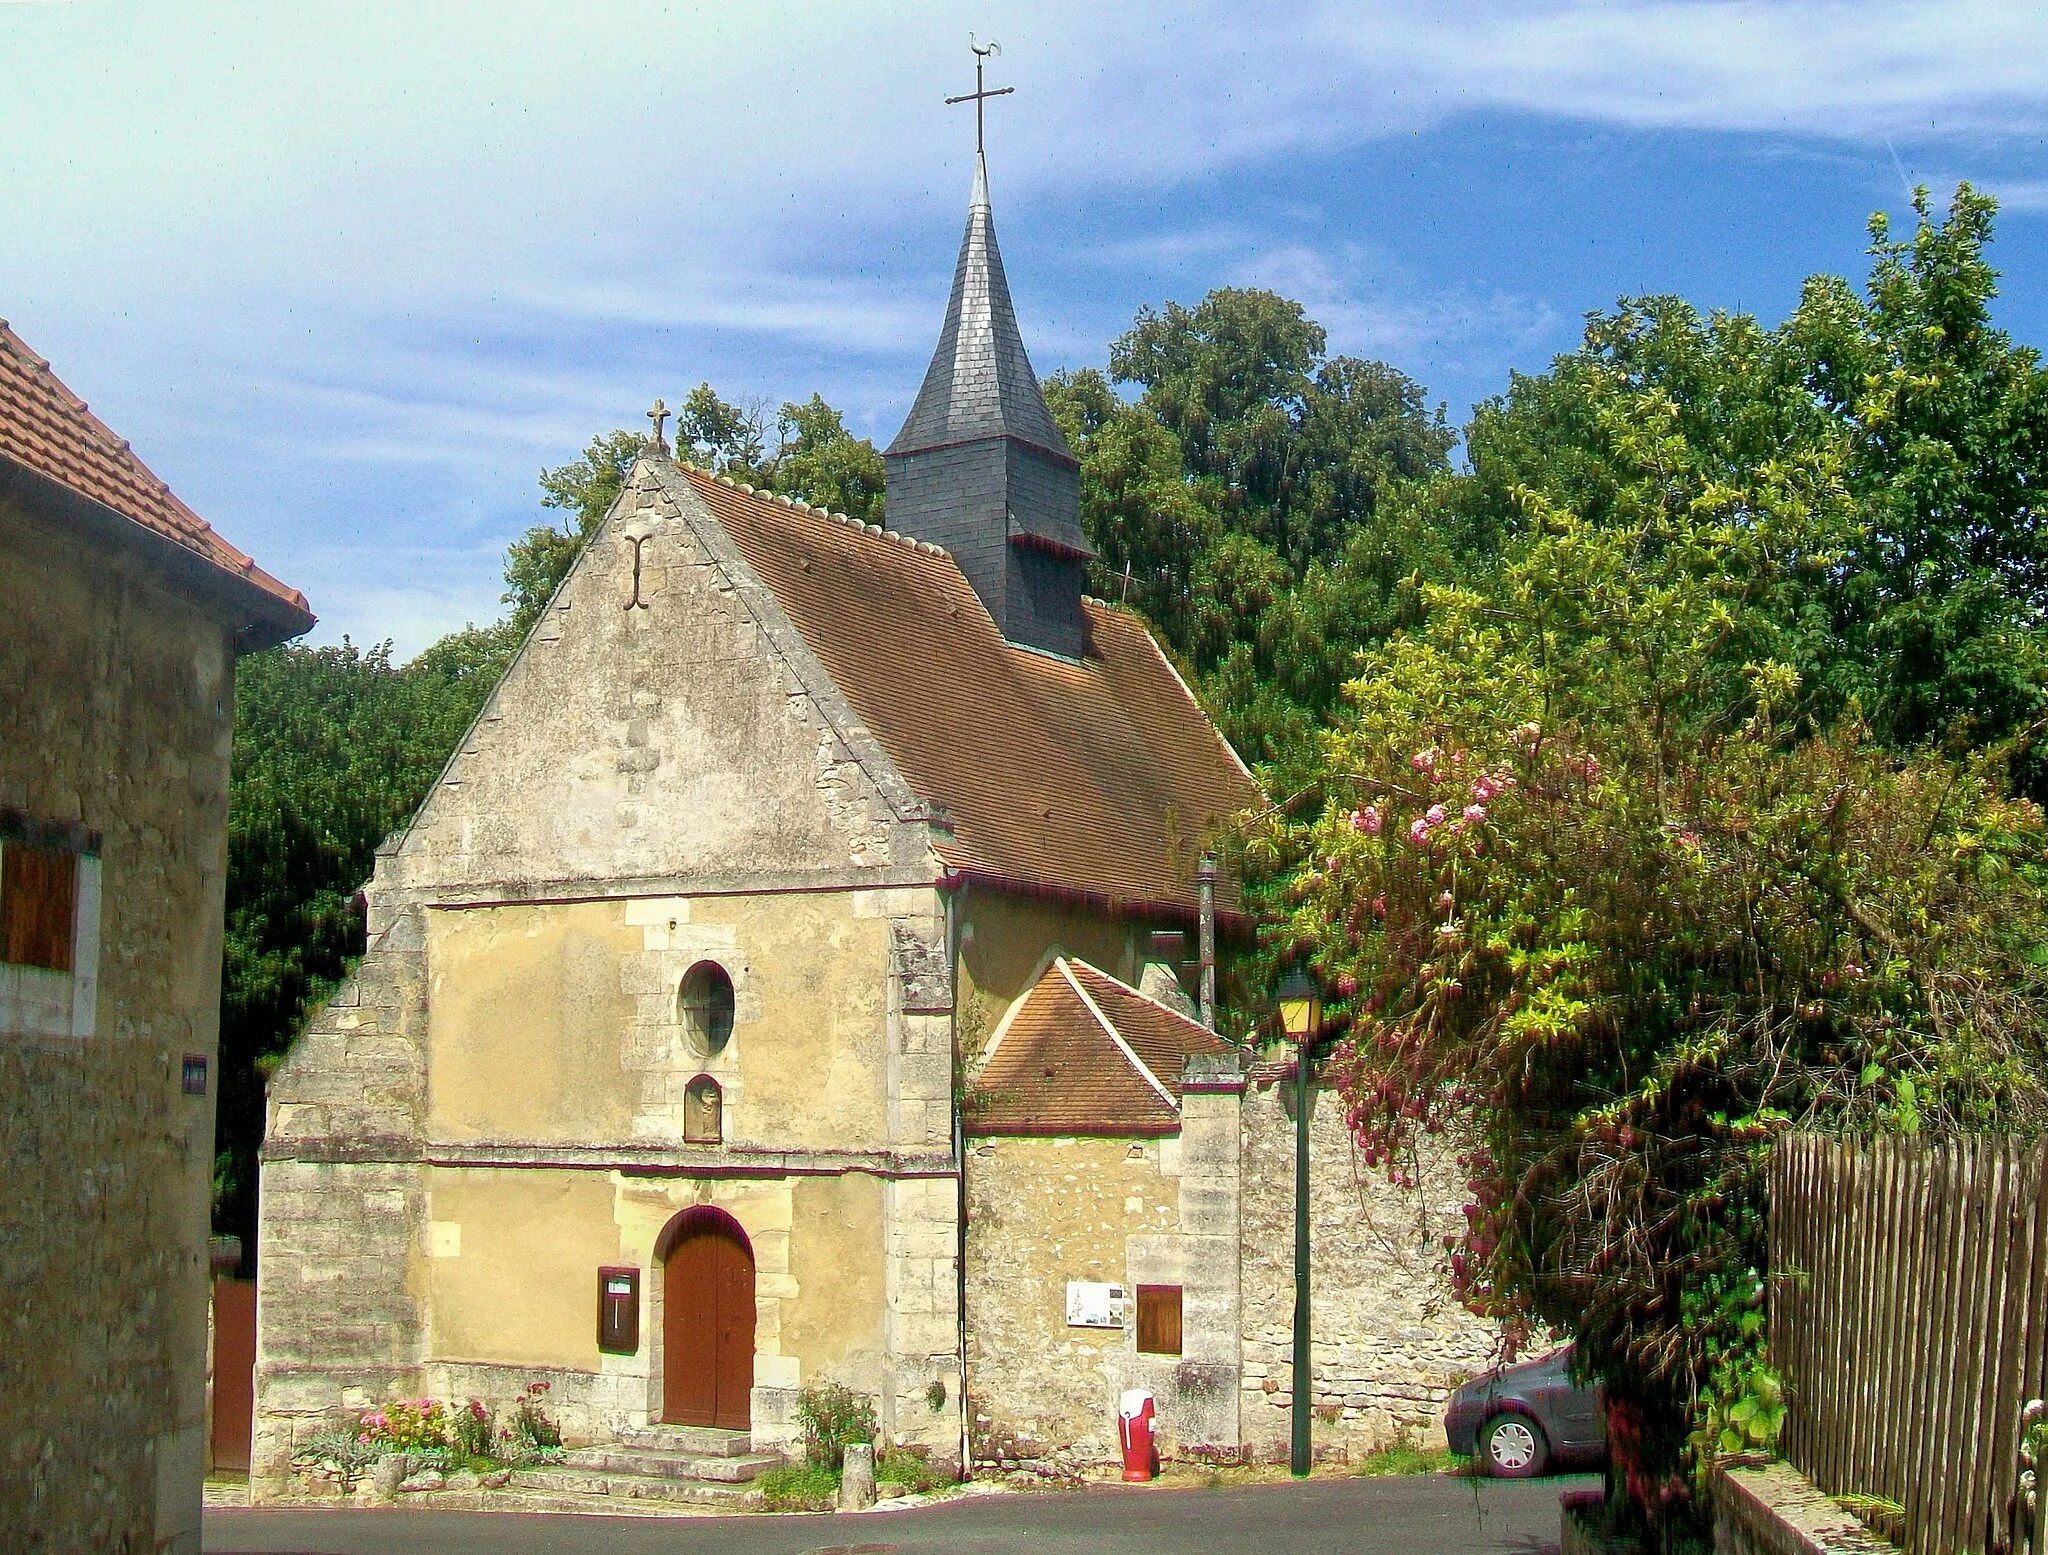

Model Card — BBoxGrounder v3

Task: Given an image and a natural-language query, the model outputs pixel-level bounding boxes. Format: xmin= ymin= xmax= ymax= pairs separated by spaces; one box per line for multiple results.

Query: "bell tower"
xmin=884 ymin=66 xmax=1091 ymax=659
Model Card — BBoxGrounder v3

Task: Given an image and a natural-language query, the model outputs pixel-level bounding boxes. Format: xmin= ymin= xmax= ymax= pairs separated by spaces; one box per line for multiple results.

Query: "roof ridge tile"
xmin=1067 ymin=957 xmax=1219 ymax=1037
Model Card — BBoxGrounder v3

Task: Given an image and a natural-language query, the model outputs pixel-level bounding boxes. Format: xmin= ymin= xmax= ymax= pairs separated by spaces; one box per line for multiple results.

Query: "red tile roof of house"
xmin=0 ymin=320 xmax=312 ymax=629
xmin=681 ymin=465 xmax=1261 ymax=919
xmin=964 ymin=956 xmax=1232 ymax=1136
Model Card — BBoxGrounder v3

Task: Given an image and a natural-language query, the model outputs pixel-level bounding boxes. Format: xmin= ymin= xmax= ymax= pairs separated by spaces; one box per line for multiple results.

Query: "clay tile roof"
xmin=680 ymin=465 xmax=1261 ymax=918
xmin=964 ymin=956 xmax=1231 ymax=1137
xmin=0 ymin=320 xmax=312 ymax=626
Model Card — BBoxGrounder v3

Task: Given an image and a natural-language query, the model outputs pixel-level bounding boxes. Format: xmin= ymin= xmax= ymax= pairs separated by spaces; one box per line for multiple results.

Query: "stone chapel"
xmin=252 ymin=150 xmax=1496 ymax=1498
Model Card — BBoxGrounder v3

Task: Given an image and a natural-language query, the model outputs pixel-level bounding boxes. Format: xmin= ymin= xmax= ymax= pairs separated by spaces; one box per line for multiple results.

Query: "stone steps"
xmin=385 ymin=1486 xmax=726 ymax=1518
xmin=615 ymin=1425 xmax=756 ymax=1458
xmin=510 ymin=1466 xmax=762 ymax=1508
xmin=559 ymin=1445 xmax=782 ymax=1483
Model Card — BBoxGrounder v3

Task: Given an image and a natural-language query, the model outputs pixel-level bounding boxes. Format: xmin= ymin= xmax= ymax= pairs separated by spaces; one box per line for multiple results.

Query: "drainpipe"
xmin=944 ymin=874 xmax=970 ymax=1480
xmin=1196 ymin=855 xmax=1217 ymax=1032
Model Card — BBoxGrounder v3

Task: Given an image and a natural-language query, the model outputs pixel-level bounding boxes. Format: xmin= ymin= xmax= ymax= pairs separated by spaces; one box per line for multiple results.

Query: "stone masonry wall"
xmin=0 ymin=500 xmax=240 ymax=1553
xmin=1238 ymin=1068 xmax=1502 ymax=1462
xmin=253 ymin=903 xmax=432 ymax=1499
xmin=963 ymin=1083 xmax=1241 ymax=1470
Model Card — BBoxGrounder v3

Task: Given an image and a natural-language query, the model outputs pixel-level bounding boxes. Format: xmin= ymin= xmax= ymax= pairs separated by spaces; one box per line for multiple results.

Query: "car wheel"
xmin=1479 ymin=1413 xmax=1550 ymax=1478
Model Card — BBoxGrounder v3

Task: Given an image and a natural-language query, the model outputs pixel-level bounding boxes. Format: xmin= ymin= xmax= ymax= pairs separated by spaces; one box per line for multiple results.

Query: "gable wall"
xmin=378 ymin=458 xmax=932 ymax=902
xmin=255 ymin=460 xmax=962 ymax=1491
xmin=956 ymin=887 xmax=1190 ymax=1064
xmin=962 ymin=1081 xmax=1241 ymax=1471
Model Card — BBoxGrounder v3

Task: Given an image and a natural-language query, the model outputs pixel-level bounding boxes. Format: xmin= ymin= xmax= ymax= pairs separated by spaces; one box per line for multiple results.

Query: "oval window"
xmin=679 ymin=961 xmax=735 ymax=1056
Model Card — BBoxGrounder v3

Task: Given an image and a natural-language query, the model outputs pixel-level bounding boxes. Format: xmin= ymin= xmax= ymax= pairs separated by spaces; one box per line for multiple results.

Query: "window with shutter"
xmin=2 ymin=841 xmax=78 ymax=972
xmin=1135 ymin=1284 xmax=1183 ymax=1356
xmin=0 ymin=811 xmax=101 ymax=1039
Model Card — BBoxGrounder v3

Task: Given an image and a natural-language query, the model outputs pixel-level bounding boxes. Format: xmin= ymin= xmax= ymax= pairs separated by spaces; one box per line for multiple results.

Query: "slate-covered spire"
xmin=885 ymin=154 xmax=1092 ymax=658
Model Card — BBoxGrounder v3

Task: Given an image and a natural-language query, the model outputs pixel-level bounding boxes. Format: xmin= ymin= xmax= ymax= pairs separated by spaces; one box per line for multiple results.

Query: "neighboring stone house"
xmin=0 ymin=321 xmax=313 ymax=1552
xmin=253 ymin=151 xmax=1496 ymax=1495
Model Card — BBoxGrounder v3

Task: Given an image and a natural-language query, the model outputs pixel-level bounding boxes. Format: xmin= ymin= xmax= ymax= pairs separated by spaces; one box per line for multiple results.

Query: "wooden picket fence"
xmin=1772 ymin=1135 xmax=2048 ymax=1555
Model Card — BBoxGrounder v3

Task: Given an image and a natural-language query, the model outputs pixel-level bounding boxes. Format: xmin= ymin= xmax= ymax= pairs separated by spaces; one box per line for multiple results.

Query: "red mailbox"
xmin=597 ymin=1266 xmax=640 ymax=1354
xmin=1118 ymin=1388 xmax=1156 ymax=1482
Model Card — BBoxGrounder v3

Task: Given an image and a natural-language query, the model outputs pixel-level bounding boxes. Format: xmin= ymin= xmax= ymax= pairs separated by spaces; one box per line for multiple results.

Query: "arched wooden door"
xmin=661 ymin=1208 xmax=755 ymax=1430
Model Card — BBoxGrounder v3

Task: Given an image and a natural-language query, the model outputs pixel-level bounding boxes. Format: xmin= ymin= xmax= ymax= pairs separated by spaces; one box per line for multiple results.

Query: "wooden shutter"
xmin=1 ymin=842 xmax=77 ymax=973
xmin=1136 ymin=1284 xmax=1183 ymax=1356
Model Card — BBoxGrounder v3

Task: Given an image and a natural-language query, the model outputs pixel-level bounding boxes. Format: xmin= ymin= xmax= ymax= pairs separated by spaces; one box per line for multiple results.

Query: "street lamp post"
xmin=1276 ymin=969 xmax=1325 ymax=1478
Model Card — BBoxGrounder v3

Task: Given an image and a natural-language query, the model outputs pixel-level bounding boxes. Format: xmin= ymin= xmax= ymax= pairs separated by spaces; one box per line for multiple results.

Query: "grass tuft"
xmin=1353 ymin=1438 xmax=1469 ymax=1477
xmin=755 ymin=1461 xmax=841 ymax=1512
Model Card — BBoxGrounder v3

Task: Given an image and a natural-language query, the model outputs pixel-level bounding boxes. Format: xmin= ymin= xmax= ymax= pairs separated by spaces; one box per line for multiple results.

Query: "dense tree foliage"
xmin=1257 ymin=186 xmax=2048 ymax=1523
xmin=217 ymin=639 xmax=504 ymax=1253
xmin=1047 ymin=288 xmax=1462 ymax=779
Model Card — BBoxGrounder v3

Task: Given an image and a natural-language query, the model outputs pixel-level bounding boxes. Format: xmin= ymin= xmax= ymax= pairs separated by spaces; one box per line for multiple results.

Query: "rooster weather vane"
xmin=945 ymin=37 xmax=1013 ymax=157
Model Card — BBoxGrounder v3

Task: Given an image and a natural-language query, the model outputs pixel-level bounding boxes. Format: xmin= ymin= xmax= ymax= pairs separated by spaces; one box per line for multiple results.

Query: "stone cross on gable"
xmin=944 ymin=37 xmax=1014 ymax=158
xmin=646 ymin=398 xmax=670 ymax=451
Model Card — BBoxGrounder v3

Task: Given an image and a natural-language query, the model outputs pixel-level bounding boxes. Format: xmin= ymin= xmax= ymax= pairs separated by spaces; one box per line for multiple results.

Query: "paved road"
xmin=204 ymin=1473 xmax=1596 ymax=1555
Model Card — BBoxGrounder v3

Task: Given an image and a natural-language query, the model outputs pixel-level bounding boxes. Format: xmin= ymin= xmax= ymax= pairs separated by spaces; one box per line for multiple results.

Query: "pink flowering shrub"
xmin=357 ymin=1398 xmax=452 ymax=1454
xmin=1252 ymin=498 xmax=2048 ymax=1519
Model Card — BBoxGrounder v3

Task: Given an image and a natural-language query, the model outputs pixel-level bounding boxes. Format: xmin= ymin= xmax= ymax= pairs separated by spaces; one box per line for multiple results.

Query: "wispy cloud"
xmin=2 ymin=1 xmax=2042 ymax=654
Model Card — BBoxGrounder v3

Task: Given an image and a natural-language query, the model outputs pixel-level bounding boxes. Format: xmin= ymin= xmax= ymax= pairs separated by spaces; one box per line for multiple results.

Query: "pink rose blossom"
xmin=1425 ymin=804 xmax=1446 ymax=826
xmin=1463 ymin=804 xmax=1487 ymax=825
xmin=1411 ymin=747 xmax=1439 ymax=775
xmin=1350 ymin=805 xmax=1383 ymax=835
xmin=1408 ymin=818 xmax=1432 ymax=844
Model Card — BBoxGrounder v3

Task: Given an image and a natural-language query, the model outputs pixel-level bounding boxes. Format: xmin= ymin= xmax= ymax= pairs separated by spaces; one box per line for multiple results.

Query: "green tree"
xmin=1048 ymin=289 xmax=1458 ymax=784
xmin=1259 ymin=185 xmax=2048 ymax=1527
xmin=677 ymin=381 xmax=768 ymax=478
xmin=1448 ymin=184 xmax=2048 ymax=767
xmin=764 ymin=393 xmax=886 ymax=525
xmin=506 ymin=427 xmax=647 ymax=634
xmin=216 ymin=637 xmax=503 ymax=1256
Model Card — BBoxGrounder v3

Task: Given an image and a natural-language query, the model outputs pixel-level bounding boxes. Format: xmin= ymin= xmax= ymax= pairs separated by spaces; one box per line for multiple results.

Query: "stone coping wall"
xmin=1238 ymin=1071 xmax=1502 ymax=1461
xmin=1710 ymin=1461 xmax=1895 ymax=1555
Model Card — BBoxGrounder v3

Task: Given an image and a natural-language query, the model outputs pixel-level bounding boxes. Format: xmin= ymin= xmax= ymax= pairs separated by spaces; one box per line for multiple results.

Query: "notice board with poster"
xmin=1066 ymin=1280 xmax=1126 ymax=1329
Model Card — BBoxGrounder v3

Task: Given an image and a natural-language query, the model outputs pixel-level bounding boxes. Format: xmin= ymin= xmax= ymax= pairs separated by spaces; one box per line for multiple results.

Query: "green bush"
xmin=500 ymin=1380 xmax=562 ymax=1461
xmin=794 ymin=1382 xmax=877 ymax=1470
xmin=755 ymin=1461 xmax=841 ymax=1511
xmin=876 ymin=1444 xmax=939 ymax=1494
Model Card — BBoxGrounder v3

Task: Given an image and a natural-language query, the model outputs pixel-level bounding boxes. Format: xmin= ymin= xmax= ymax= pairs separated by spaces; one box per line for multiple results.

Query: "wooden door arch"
xmin=657 ymin=1206 xmax=755 ymax=1430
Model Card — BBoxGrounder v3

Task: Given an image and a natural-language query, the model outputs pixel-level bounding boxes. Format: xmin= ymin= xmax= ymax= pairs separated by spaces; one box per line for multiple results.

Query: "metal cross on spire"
xmin=944 ymin=36 xmax=1013 ymax=158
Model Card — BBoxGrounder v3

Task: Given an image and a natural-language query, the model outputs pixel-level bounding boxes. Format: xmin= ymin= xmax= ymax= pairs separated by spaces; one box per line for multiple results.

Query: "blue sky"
xmin=4 ymin=1 xmax=2044 ymax=656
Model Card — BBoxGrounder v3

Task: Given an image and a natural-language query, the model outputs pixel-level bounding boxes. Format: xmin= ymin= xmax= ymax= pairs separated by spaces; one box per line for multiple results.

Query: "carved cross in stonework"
xmin=646 ymin=398 xmax=669 ymax=449
xmin=944 ymin=37 xmax=1013 ymax=157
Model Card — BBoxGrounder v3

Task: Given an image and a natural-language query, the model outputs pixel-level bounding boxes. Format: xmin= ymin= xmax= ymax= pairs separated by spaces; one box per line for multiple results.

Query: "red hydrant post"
xmin=1118 ymin=1388 xmax=1157 ymax=1482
